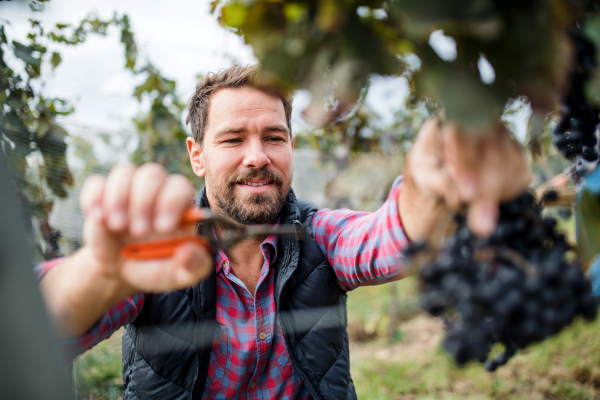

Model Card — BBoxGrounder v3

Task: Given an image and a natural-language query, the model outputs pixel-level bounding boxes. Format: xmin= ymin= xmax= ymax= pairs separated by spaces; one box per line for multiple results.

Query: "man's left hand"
xmin=399 ymin=119 xmax=532 ymax=241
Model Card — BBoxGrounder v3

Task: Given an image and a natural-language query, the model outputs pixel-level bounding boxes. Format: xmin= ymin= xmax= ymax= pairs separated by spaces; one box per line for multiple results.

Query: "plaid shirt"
xmin=38 ymin=177 xmax=408 ymax=399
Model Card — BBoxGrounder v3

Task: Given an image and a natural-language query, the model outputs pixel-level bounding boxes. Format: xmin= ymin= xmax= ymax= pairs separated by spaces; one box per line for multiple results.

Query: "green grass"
xmin=349 ymin=282 xmax=600 ymax=400
xmin=73 ymin=331 xmax=123 ymax=400
xmin=73 ymin=279 xmax=600 ymax=399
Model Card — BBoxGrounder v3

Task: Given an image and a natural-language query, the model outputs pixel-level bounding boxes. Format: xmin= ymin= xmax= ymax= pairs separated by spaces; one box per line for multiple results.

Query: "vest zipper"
xmin=276 ymin=220 xmax=323 ymax=400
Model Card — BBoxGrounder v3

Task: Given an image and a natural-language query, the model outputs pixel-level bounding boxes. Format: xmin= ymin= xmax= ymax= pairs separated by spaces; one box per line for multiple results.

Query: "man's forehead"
xmin=207 ymin=87 xmax=285 ymax=123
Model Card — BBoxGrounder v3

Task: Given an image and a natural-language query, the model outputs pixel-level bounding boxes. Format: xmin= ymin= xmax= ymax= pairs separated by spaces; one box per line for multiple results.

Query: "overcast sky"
xmin=1 ymin=0 xmax=257 ymax=131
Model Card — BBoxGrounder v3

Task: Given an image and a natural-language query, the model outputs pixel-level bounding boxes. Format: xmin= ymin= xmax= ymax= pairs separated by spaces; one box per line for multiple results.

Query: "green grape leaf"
xmin=36 ymin=117 xmax=51 ymax=138
xmin=12 ymin=41 xmax=42 ymax=67
xmin=221 ymin=3 xmax=248 ymax=28
xmin=1 ymin=112 xmax=33 ymax=157
xmin=210 ymin=0 xmax=222 ymax=14
xmin=50 ymin=52 xmax=61 ymax=69
xmin=0 ymin=25 xmax=6 ymax=44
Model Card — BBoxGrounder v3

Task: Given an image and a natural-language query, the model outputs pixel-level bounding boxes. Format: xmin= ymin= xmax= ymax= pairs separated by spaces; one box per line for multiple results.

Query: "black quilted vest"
xmin=121 ymin=188 xmax=357 ymax=400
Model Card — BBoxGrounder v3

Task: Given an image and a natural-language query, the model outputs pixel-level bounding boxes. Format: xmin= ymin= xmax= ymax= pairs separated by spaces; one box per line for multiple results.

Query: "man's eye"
xmin=225 ymin=139 xmax=242 ymax=143
xmin=268 ymin=137 xmax=284 ymax=142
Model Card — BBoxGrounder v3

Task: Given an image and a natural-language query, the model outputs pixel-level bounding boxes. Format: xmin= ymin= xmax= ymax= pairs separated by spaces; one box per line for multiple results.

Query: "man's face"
xmin=187 ymin=86 xmax=294 ymax=225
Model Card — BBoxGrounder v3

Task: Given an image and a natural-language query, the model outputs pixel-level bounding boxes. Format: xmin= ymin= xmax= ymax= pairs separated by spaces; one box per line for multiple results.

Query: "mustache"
xmin=228 ymin=168 xmax=284 ymax=187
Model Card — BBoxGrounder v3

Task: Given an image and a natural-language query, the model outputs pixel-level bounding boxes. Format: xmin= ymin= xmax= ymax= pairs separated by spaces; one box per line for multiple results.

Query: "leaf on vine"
xmin=34 ymin=131 xmax=73 ymax=198
xmin=50 ymin=52 xmax=61 ymax=69
xmin=119 ymin=15 xmax=138 ymax=70
xmin=12 ymin=41 xmax=41 ymax=67
xmin=29 ymin=0 xmax=50 ymax=12
xmin=283 ymin=3 xmax=308 ymax=23
xmin=1 ymin=112 xmax=32 ymax=157
xmin=221 ymin=3 xmax=248 ymax=28
xmin=209 ymin=0 xmax=221 ymax=14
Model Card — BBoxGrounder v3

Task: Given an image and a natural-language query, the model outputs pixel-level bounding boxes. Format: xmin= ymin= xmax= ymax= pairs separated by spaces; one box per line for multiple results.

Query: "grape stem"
xmin=474 ymin=247 xmax=539 ymax=278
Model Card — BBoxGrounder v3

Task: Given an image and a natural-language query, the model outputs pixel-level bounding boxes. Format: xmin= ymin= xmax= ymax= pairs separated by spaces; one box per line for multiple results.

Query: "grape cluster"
xmin=415 ymin=192 xmax=598 ymax=371
xmin=553 ymin=29 xmax=600 ymax=162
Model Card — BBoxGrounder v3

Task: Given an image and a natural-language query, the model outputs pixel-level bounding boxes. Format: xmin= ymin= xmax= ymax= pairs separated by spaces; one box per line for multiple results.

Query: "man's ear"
xmin=186 ymin=137 xmax=206 ymax=177
xmin=291 ymin=134 xmax=296 ymax=150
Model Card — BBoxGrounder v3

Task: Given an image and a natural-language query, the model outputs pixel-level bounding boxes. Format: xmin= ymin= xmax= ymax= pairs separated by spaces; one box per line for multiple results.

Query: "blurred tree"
xmin=214 ymin=0 xmax=576 ymax=128
xmin=295 ymin=75 xmax=429 ymax=207
xmin=131 ymin=65 xmax=199 ymax=182
xmin=0 ymin=0 xmax=187 ymax=258
xmin=0 ymin=5 xmax=134 ymax=258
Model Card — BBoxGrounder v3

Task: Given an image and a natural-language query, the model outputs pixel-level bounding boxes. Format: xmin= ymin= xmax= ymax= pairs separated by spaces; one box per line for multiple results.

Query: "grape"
xmin=541 ymin=189 xmax=559 ymax=203
xmin=557 ymin=207 xmax=573 ymax=219
xmin=410 ymin=192 xmax=598 ymax=371
xmin=553 ymin=28 xmax=600 ymax=163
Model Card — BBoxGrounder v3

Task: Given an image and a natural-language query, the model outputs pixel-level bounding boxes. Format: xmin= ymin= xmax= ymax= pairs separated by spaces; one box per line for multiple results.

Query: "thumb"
xmin=171 ymin=242 xmax=214 ymax=288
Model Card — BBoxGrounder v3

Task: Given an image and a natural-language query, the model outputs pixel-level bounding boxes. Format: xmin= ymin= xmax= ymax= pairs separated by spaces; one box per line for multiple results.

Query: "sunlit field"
xmin=73 ymin=277 xmax=600 ymax=400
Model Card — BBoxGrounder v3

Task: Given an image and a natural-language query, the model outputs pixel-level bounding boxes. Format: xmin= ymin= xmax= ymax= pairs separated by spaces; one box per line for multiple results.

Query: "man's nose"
xmin=242 ymin=138 xmax=271 ymax=169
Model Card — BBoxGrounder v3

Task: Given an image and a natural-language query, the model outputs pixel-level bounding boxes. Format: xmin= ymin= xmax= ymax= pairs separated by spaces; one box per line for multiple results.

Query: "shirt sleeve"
xmin=36 ymin=258 xmax=145 ymax=360
xmin=311 ymin=176 xmax=409 ymax=291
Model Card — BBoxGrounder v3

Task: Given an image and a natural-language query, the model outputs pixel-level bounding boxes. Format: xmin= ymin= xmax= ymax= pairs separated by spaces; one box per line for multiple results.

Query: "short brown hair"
xmin=186 ymin=64 xmax=292 ymax=144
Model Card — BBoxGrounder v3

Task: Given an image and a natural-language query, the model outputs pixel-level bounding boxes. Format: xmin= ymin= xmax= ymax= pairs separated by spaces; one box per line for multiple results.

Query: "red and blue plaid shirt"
xmin=38 ymin=177 xmax=408 ymax=399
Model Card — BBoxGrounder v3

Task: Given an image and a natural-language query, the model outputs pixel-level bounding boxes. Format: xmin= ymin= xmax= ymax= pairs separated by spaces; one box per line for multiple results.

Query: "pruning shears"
xmin=120 ymin=208 xmax=303 ymax=260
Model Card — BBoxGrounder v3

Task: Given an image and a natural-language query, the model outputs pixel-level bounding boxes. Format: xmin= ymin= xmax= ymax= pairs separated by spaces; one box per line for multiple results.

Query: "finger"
xmin=171 ymin=242 xmax=213 ymax=288
xmin=413 ymin=118 xmax=442 ymax=155
xmin=81 ymin=178 xmax=121 ymax=262
xmin=128 ymin=163 xmax=167 ymax=237
xmin=477 ymin=132 xmax=505 ymax=203
xmin=467 ymin=200 xmax=499 ymax=238
xmin=409 ymin=156 xmax=461 ymax=209
xmin=153 ymin=174 xmax=195 ymax=233
xmin=80 ymin=175 xmax=105 ymax=222
xmin=103 ymin=164 xmax=136 ymax=232
xmin=121 ymin=243 xmax=213 ymax=292
xmin=500 ymin=133 xmax=532 ymax=201
xmin=442 ymin=124 xmax=482 ymax=202
xmin=408 ymin=118 xmax=447 ymax=195
xmin=408 ymin=118 xmax=466 ymax=209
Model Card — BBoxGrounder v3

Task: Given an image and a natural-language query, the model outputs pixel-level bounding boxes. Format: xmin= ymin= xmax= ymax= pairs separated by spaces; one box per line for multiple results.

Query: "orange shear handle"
xmin=120 ymin=208 xmax=209 ymax=260
xmin=120 ymin=236 xmax=211 ymax=260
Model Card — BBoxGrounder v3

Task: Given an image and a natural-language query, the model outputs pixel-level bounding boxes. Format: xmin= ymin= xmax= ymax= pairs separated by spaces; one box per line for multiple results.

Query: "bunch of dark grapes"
xmin=414 ymin=192 xmax=598 ymax=371
xmin=553 ymin=29 xmax=600 ymax=162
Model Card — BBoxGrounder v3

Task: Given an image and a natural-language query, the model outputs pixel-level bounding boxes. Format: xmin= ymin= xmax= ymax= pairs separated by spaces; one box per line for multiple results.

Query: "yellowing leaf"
xmin=221 ymin=4 xmax=248 ymax=28
xmin=50 ymin=52 xmax=61 ymax=69
xmin=283 ymin=3 xmax=307 ymax=23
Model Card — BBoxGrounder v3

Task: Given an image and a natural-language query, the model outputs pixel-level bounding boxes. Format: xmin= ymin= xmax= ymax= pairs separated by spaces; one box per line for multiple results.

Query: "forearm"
xmin=40 ymin=247 xmax=136 ymax=337
xmin=313 ymin=177 xmax=410 ymax=290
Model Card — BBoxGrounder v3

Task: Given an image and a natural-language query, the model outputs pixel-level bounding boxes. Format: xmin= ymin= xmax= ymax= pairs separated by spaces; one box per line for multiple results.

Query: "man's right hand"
xmin=41 ymin=163 xmax=212 ymax=337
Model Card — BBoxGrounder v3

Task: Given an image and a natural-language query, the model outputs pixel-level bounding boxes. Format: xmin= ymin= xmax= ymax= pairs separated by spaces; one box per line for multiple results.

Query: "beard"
xmin=206 ymin=166 xmax=291 ymax=225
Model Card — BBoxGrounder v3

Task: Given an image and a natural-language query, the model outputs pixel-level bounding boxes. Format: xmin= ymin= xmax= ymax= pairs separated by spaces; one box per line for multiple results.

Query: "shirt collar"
xmin=214 ymin=233 xmax=279 ymax=274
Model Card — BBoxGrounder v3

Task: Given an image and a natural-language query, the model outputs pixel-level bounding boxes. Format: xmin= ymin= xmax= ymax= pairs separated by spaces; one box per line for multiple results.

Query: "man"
xmin=39 ymin=65 xmax=530 ymax=399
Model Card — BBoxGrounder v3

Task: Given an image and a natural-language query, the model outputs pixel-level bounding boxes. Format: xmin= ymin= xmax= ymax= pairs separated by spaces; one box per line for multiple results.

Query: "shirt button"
xmin=249 ymin=382 xmax=255 ymax=389
xmin=259 ymin=332 xmax=266 ymax=340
